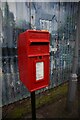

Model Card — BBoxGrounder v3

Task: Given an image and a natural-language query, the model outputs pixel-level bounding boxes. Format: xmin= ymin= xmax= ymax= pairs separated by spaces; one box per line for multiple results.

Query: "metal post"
xmin=67 ymin=2 xmax=80 ymax=112
xmin=31 ymin=91 xmax=36 ymax=120
xmin=0 ymin=2 xmax=2 ymax=120
xmin=67 ymin=74 xmax=78 ymax=111
xmin=29 ymin=1 xmax=31 ymax=29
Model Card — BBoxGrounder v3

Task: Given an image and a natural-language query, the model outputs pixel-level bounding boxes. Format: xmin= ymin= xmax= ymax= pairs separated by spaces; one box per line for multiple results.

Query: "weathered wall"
xmin=1 ymin=2 xmax=79 ymax=105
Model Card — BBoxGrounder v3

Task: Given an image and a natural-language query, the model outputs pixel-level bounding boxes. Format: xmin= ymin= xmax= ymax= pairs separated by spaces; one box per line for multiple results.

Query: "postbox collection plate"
xmin=36 ymin=62 xmax=44 ymax=81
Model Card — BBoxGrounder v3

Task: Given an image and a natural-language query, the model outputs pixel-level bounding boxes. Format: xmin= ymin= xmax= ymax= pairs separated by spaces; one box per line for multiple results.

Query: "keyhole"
xmin=38 ymin=56 xmax=42 ymax=59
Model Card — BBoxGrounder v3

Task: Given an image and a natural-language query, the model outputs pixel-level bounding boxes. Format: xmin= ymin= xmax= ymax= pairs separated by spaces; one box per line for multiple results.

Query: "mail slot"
xmin=18 ymin=30 xmax=50 ymax=92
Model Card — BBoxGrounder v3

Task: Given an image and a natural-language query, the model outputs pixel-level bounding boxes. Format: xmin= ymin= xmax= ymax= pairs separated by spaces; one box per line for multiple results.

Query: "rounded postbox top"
xmin=26 ymin=29 xmax=49 ymax=33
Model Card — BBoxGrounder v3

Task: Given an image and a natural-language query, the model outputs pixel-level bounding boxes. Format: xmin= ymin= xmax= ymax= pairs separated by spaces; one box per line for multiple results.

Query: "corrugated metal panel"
xmin=1 ymin=2 xmax=79 ymax=106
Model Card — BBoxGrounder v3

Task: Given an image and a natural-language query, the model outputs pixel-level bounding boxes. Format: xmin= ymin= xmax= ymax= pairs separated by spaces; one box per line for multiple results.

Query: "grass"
xmin=2 ymin=83 xmax=68 ymax=119
xmin=36 ymin=83 xmax=68 ymax=108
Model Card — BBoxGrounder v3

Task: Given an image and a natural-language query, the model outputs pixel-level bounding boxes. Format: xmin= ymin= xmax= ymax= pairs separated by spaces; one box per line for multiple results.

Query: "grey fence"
xmin=1 ymin=2 xmax=79 ymax=106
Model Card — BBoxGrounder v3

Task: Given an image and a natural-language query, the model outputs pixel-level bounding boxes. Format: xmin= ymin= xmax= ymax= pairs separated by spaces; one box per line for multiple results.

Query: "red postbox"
xmin=18 ymin=30 xmax=50 ymax=92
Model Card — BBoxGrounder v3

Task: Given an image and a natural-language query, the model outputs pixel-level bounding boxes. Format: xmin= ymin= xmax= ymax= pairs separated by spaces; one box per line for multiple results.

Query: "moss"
xmin=36 ymin=83 xmax=68 ymax=109
xmin=6 ymin=105 xmax=31 ymax=118
xmin=8 ymin=107 xmax=26 ymax=118
xmin=4 ymin=83 xmax=68 ymax=119
xmin=5 ymin=99 xmax=31 ymax=118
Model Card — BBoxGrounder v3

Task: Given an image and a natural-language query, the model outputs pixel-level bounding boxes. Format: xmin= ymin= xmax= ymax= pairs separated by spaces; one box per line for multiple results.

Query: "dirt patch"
xmin=37 ymin=98 xmax=78 ymax=118
xmin=2 ymin=82 xmax=80 ymax=119
xmin=24 ymin=97 xmax=79 ymax=119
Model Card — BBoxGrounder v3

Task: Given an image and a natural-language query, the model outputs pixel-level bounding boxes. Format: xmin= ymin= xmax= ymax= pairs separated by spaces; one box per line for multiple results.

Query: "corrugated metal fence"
xmin=1 ymin=2 xmax=79 ymax=106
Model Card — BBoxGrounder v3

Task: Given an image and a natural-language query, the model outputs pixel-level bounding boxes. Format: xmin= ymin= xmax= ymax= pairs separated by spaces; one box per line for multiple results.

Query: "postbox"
xmin=18 ymin=30 xmax=50 ymax=92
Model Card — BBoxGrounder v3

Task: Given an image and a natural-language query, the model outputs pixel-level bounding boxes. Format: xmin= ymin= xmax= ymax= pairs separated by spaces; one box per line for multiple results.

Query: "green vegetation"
xmin=36 ymin=83 xmax=68 ymax=109
xmin=3 ymin=83 xmax=68 ymax=119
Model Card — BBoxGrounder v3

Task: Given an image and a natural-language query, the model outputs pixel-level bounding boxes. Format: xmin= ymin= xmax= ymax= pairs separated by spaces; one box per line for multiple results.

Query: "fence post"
xmin=67 ymin=2 xmax=80 ymax=112
xmin=0 ymin=2 xmax=2 ymax=120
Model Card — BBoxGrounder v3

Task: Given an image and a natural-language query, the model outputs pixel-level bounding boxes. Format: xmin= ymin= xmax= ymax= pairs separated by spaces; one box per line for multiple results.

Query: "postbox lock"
xmin=38 ymin=56 xmax=42 ymax=59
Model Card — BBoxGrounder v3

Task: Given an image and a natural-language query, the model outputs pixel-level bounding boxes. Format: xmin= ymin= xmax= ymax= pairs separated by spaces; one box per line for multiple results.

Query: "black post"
xmin=31 ymin=91 xmax=36 ymax=120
